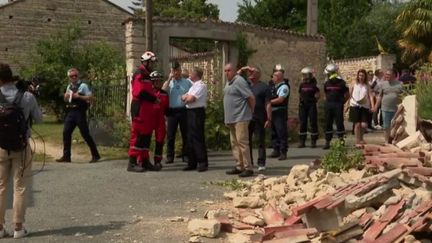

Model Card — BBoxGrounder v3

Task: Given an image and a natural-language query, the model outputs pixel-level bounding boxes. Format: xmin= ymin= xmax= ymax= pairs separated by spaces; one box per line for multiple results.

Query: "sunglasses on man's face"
xmin=69 ymin=75 xmax=78 ymax=78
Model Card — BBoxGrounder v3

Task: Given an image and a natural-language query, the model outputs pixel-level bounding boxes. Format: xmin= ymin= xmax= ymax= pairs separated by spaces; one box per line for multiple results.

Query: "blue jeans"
xmin=382 ymin=111 xmax=396 ymax=129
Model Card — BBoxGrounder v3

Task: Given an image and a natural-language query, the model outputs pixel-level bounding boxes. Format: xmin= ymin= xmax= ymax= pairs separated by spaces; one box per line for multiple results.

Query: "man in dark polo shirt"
xmin=238 ymin=66 xmax=271 ymax=171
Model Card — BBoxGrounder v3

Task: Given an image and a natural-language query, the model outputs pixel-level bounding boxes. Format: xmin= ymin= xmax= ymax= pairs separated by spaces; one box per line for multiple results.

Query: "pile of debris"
xmin=185 ymin=95 xmax=432 ymax=242
xmin=187 ymin=150 xmax=432 ymax=242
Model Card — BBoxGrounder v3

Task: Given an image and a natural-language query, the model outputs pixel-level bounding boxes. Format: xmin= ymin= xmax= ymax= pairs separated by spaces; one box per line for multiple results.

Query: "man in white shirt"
xmin=181 ymin=67 xmax=208 ymax=172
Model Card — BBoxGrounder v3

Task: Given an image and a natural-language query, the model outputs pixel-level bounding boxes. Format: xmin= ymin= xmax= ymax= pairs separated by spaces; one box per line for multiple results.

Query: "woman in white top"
xmin=349 ymin=69 xmax=375 ymax=144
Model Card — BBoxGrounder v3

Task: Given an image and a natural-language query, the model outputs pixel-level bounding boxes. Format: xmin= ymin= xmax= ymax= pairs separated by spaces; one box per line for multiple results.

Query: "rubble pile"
xmin=185 ymin=96 xmax=432 ymax=242
xmin=187 ymin=153 xmax=432 ymax=242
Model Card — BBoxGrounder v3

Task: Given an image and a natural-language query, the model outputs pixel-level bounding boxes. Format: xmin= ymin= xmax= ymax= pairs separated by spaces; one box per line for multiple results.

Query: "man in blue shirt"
xmin=56 ymin=68 xmax=100 ymax=163
xmin=162 ymin=61 xmax=192 ymax=164
xmin=269 ymin=70 xmax=290 ymax=160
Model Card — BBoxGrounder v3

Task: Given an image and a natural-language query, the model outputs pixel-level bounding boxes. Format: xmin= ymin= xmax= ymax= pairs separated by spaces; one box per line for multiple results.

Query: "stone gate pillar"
xmin=125 ymin=19 xmax=146 ymax=116
xmin=377 ymin=54 xmax=396 ymax=71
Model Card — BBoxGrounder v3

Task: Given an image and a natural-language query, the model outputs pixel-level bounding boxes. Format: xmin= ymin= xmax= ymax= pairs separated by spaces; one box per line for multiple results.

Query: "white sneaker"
xmin=258 ymin=166 xmax=266 ymax=171
xmin=13 ymin=228 xmax=28 ymax=239
xmin=0 ymin=228 xmax=7 ymax=238
xmin=375 ymin=125 xmax=383 ymax=130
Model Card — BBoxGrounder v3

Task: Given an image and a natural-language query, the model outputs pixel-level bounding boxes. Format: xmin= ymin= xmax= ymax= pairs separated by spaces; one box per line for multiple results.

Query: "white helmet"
xmin=273 ymin=64 xmax=285 ymax=73
xmin=149 ymin=71 xmax=162 ymax=81
xmin=301 ymin=67 xmax=313 ymax=74
xmin=324 ymin=63 xmax=338 ymax=74
xmin=141 ymin=51 xmax=157 ymax=62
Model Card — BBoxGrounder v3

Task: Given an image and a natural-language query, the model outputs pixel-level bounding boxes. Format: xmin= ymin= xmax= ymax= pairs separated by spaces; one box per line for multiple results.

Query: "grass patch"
xmin=32 ymin=114 xmax=129 ymax=161
xmin=205 ymin=179 xmax=249 ymax=191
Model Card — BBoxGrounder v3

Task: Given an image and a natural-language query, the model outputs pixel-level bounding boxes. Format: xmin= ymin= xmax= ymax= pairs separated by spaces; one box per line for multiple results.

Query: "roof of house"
xmin=0 ymin=0 xmax=133 ymax=16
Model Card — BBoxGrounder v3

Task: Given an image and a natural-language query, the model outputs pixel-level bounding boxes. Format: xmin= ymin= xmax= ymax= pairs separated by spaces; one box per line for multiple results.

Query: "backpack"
xmin=0 ymin=90 xmax=28 ymax=151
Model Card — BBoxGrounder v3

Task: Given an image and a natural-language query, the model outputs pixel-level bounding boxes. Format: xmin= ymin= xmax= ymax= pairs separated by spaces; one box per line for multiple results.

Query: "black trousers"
xmin=299 ymin=102 xmax=318 ymax=141
xmin=373 ymin=105 xmax=383 ymax=126
xmin=271 ymin=109 xmax=288 ymax=154
xmin=186 ymin=108 xmax=208 ymax=168
xmin=248 ymin=118 xmax=266 ymax=166
xmin=324 ymin=102 xmax=345 ymax=141
xmin=63 ymin=110 xmax=99 ymax=159
xmin=166 ymin=108 xmax=188 ymax=161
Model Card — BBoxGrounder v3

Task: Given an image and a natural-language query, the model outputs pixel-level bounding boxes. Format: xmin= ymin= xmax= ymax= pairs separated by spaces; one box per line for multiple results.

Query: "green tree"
xmin=341 ymin=1 xmax=403 ymax=58
xmin=130 ymin=0 xmax=220 ymax=52
xmin=237 ymin=0 xmax=307 ymax=31
xmin=21 ymin=24 xmax=125 ymax=120
xmin=130 ymin=0 xmax=219 ymax=19
xmin=236 ymin=0 xmax=405 ymax=60
xmin=396 ymin=0 xmax=432 ymax=65
xmin=318 ymin=0 xmax=374 ymax=59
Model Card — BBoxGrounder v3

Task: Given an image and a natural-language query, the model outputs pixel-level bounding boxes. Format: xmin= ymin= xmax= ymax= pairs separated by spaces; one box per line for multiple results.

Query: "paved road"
xmin=2 ymin=132 xmax=383 ymax=242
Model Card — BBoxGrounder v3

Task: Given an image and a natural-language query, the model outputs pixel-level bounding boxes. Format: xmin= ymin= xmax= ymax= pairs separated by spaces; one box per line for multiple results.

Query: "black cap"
xmin=171 ymin=61 xmax=181 ymax=70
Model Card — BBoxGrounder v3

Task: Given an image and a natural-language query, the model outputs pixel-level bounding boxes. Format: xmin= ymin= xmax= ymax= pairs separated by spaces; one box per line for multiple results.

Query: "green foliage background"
xmin=21 ymin=24 xmax=125 ymax=121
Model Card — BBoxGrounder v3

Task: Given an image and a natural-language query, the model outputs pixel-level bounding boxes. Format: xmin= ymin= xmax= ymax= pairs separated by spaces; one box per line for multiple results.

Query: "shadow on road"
xmin=29 ymin=221 xmax=127 ymax=238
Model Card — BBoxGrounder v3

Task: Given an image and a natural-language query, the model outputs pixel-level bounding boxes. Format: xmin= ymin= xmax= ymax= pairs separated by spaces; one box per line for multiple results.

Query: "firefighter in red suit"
xmin=128 ymin=51 xmax=159 ymax=173
xmin=150 ymin=71 xmax=169 ymax=170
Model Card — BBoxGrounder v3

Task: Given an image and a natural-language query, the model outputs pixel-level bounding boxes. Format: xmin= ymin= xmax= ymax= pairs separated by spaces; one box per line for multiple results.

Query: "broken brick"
xmin=374 ymin=223 xmax=409 ymax=243
xmin=283 ymin=215 xmax=301 ymax=226
xmin=363 ymin=200 xmax=405 ymax=241
xmin=273 ymin=228 xmax=317 ymax=239
xmin=262 ymin=204 xmax=284 ymax=226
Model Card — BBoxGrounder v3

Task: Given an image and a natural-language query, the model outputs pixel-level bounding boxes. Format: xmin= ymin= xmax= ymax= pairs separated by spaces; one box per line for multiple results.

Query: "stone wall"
xmin=0 ymin=0 xmax=131 ymax=72
xmin=125 ymin=17 xmax=327 ymax=116
xmin=244 ymin=31 xmax=326 ymax=113
xmin=334 ymin=54 xmax=396 ymax=85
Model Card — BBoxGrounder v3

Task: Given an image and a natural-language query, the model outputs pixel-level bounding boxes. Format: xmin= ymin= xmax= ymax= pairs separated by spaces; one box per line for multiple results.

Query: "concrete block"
xmin=233 ymin=196 xmax=265 ymax=208
xmin=396 ymin=131 xmax=426 ymax=150
xmin=187 ymin=219 xmax=221 ymax=238
xmin=402 ymin=95 xmax=418 ymax=135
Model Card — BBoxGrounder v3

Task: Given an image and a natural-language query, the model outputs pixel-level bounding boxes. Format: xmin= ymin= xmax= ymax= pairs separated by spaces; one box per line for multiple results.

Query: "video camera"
xmin=14 ymin=76 xmax=45 ymax=96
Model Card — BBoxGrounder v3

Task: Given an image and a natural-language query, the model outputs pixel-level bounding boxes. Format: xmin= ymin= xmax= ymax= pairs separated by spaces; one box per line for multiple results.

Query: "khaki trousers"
xmin=228 ymin=121 xmax=252 ymax=170
xmin=0 ymin=145 xmax=32 ymax=224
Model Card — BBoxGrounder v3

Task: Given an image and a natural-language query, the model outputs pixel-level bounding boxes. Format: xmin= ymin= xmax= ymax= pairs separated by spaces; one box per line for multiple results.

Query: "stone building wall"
xmin=334 ymin=54 xmax=396 ymax=85
xmin=0 ymin=0 xmax=131 ymax=72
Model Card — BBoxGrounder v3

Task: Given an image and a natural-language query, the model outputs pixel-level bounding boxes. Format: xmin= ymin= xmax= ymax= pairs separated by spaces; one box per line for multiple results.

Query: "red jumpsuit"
xmin=128 ymin=65 xmax=157 ymax=164
xmin=153 ymin=88 xmax=169 ymax=163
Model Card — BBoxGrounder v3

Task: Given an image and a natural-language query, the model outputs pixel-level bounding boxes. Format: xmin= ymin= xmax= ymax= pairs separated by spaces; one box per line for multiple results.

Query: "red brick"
xmin=284 ymin=215 xmax=301 ymax=226
xmin=363 ymin=200 xmax=405 ymax=241
xmin=264 ymin=224 xmax=305 ymax=234
xmin=359 ymin=213 xmax=373 ymax=227
xmin=262 ymin=204 xmax=284 ymax=226
xmin=292 ymin=194 xmax=330 ymax=216
xmin=233 ymin=220 xmax=255 ymax=230
xmin=273 ymin=228 xmax=318 ymax=239
xmin=374 ymin=223 xmax=408 ymax=243
xmin=405 ymin=167 xmax=432 ymax=176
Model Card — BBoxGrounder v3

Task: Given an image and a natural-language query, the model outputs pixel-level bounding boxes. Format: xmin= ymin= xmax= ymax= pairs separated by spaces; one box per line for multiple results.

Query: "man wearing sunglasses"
xmin=56 ymin=68 xmax=100 ymax=163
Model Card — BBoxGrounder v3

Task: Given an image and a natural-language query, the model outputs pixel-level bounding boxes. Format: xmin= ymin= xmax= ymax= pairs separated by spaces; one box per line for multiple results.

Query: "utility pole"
xmin=144 ymin=0 xmax=153 ymax=51
xmin=306 ymin=0 xmax=318 ymax=35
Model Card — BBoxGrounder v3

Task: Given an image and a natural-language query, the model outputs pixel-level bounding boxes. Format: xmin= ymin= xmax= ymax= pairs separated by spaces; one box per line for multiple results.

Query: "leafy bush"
xmin=322 ymin=139 xmax=364 ymax=173
xmin=205 ymin=96 xmax=230 ymax=151
xmin=415 ymin=64 xmax=432 ymax=119
xmin=20 ymin=23 xmax=125 ymax=121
